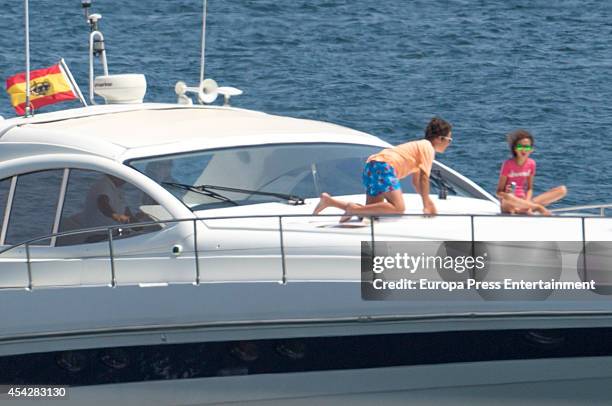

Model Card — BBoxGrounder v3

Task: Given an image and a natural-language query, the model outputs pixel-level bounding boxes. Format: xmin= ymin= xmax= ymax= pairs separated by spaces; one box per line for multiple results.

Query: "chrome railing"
xmin=0 ymin=210 xmax=609 ymax=291
xmin=550 ymin=203 xmax=612 ymax=217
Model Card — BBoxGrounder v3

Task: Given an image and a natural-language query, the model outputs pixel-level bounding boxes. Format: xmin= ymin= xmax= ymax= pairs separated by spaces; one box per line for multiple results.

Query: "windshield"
xmin=129 ymin=143 xmax=488 ymax=211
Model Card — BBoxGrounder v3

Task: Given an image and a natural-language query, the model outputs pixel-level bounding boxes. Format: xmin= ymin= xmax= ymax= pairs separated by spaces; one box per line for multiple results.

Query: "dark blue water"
xmin=2 ymin=0 xmax=612 ymax=206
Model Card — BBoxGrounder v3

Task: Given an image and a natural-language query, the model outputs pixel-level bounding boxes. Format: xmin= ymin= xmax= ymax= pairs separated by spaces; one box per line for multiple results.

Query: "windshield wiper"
xmin=197 ymin=184 xmax=305 ymax=206
xmin=162 ymin=182 xmax=239 ymax=206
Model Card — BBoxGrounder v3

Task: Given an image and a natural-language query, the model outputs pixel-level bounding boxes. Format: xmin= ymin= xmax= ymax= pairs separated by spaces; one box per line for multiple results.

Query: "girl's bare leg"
xmin=500 ymin=199 xmax=517 ymax=214
xmin=532 ymin=185 xmax=567 ymax=206
xmin=499 ymin=193 xmax=550 ymax=215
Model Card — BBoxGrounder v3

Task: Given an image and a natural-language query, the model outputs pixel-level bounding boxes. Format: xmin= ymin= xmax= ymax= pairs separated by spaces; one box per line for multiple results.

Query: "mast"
xmin=24 ymin=0 xmax=31 ymax=117
xmin=200 ymin=0 xmax=208 ymax=85
xmin=83 ymin=0 xmax=109 ymax=104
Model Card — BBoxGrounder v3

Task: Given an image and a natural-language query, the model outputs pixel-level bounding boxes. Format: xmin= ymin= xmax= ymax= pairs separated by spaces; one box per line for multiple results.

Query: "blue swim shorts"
xmin=362 ymin=161 xmax=401 ymax=197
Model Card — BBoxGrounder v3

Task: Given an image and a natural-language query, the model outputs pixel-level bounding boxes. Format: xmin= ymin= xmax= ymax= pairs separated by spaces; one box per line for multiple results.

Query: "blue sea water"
xmin=1 ymin=0 xmax=612 ymax=206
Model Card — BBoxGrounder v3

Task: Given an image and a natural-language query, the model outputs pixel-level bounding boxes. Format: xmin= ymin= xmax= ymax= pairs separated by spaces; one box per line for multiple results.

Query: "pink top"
xmin=500 ymin=158 xmax=536 ymax=199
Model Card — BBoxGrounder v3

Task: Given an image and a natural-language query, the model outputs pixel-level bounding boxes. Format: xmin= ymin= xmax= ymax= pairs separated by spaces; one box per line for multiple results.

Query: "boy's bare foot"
xmin=313 ymin=192 xmax=332 ymax=215
xmin=339 ymin=203 xmax=361 ymax=223
xmin=339 ymin=213 xmax=353 ymax=223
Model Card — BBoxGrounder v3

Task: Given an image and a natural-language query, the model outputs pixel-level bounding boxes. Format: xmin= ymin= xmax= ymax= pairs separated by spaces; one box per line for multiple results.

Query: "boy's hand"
xmin=112 ymin=213 xmax=130 ymax=223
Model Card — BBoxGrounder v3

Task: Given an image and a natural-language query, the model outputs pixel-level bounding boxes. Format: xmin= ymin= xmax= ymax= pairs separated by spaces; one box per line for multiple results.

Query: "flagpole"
xmin=24 ymin=0 xmax=31 ymax=117
xmin=60 ymin=58 xmax=88 ymax=107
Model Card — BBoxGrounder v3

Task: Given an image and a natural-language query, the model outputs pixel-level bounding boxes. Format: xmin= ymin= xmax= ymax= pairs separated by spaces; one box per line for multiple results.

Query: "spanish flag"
xmin=5 ymin=62 xmax=78 ymax=115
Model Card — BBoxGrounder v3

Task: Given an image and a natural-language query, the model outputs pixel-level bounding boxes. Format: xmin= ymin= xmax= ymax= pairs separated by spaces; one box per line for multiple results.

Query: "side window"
xmin=5 ymin=170 xmax=64 ymax=246
xmin=57 ymin=169 xmax=171 ymax=246
xmin=0 ymin=178 xmax=12 ymax=241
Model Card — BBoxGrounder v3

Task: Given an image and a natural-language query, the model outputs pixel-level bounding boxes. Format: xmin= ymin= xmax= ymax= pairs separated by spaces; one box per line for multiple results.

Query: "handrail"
xmin=0 ymin=218 xmax=191 ymax=256
xmin=1 ymin=211 xmax=604 ymax=257
xmin=550 ymin=203 xmax=612 ymax=216
xmin=0 ymin=211 xmax=608 ymax=291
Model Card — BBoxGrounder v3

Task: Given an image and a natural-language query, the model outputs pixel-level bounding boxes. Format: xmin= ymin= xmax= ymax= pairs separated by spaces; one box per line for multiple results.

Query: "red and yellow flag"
xmin=5 ymin=63 xmax=77 ymax=115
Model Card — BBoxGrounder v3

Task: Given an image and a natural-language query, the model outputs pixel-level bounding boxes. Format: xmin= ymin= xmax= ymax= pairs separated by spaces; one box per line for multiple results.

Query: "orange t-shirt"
xmin=367 ymin=139 xmax=435 ymax=179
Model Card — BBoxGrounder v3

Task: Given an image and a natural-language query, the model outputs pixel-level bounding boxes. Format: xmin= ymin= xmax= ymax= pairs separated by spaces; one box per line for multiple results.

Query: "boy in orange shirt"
xmin=313 ymin=117 xmax=453 ymax=221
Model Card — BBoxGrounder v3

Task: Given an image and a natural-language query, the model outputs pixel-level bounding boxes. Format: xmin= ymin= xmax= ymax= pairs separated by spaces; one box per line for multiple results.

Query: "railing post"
xmin=601 ymin=207 xmax=605 ymax=217
xmin=25 ymin=243 xmax=32 ymax=291
xmin=279 ymin=216 xmax=287 ymax=284
xmin=370 ymin=216 xmax=375 ymax=281
xmin=193 ymin=219 xmax=200 ymax=285
xmin=108 ymin=228 xmax=116 ymax=288
xmin=582 ymin=216 xmax=587 ymax=282
xmin=470 ymin=215 xmax=475 ymax=244
xmin=470 ymin=215 xmax=475 ymax=279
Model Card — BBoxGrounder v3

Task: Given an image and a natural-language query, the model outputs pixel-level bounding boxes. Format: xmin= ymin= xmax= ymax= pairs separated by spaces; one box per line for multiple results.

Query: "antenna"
xmin=173 ymin=0 xmax=243 ymax=106
xmin=200 ymin=0 xmax=208 ymax=84
xmin=83 ymin=0 xmax=109 ymax=104
xmin=24 ymin=0 xmax=31 ymax=117
xmin=82 ymin=0 xmax=91 ymax=19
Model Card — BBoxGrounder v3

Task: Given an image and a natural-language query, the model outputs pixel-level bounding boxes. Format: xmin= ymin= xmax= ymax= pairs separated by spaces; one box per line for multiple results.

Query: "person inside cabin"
xmin=84 ymin=174 xmax=133 ymax=226
xmin=496 ymin=129 xmax=567 ymax=215
xmin=313 ymin=117 xmax=453 ymax=221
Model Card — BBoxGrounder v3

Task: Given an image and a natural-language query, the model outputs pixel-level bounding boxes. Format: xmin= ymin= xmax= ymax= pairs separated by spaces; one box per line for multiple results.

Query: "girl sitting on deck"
xmin=496 ymin=129 xmax=567 ymax=215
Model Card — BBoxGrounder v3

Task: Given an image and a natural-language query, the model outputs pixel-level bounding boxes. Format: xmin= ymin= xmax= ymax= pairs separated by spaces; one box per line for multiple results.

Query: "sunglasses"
xmin=440 ymin=136 xmax=453 ymax=143
xmin=515 ymin=144 xmax=533 ymax=151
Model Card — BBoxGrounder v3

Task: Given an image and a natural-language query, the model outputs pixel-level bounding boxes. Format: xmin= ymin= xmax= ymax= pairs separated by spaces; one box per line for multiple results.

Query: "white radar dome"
xmin=94 ymin=74 xmax=147 ymax=104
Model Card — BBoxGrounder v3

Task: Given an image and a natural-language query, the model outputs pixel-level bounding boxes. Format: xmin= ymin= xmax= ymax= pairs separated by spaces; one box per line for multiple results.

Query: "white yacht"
xmin=0 ymin=1 xmax=611 ymax=404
